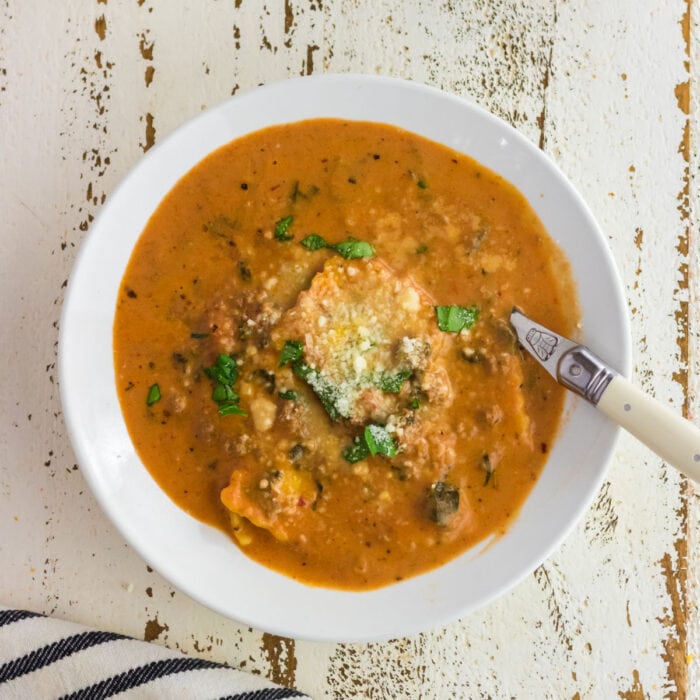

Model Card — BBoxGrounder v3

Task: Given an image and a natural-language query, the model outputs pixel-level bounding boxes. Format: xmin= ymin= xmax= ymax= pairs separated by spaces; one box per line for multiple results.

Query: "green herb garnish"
xmin=292 ymin=359 xmax=342 ymax=420
xmin=417 ymin=179 xmax=428 ymax=189
xmin=435 ymin=305 xmax=479 ymax=333
xmin=410 ymin=398 xmax=420 ymax=410
xmin=415 ymin=244 xmax=428 ymax=254
xmin=205 ymin=354 xmax=246 ymax=417
xmin=343 ymin=437 xmax=370 ymax=463
xmin=205 ymin=353 xmax=238 ymax=385
xmin=378 ymin=370 xmax=412 ymax=394
xmin=279 ymin=389 xmax=298 ymax=401
xmin=342 ymin=424 xmax=398 ymax=463
xmin=212 ymin=383 xmax=238 ymax=403
xmin=300 ymin=234 xmax=328 ymax=251
xmin=364 ymin=424 xmax=397 ymax=458
xmin=281 ymin=343 xmax=344 ymax=420
xmin=299 ymin=234 xmax=375 ymax=259
xmin=218 ymin=403 xmax=247 ymax=416
xmin=274 ymin=215 xmax=294 ymax=241
xmin=332 ymin=238 xmax=375 ymax=259
xmin=191 ymin=332 xmax=209 ymax=339
xmin=279 ymin=340 xmax=304 ymax=367
xmin=146 ymin=383 xmax=161 ymax=406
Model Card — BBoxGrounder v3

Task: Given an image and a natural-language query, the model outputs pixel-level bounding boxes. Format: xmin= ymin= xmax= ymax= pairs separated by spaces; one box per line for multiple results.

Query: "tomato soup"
xmin=114 ymin=119 xmax=578 ymax=590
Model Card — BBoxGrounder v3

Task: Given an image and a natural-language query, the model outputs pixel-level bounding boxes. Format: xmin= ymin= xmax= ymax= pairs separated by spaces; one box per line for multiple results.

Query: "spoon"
xmin=510 ymin=308 xmax=700 ymax=482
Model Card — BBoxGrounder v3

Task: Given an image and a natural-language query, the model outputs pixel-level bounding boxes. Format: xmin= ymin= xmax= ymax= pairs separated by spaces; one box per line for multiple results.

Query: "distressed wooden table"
xmin=1 ymin=1 xmax=698 ymax=697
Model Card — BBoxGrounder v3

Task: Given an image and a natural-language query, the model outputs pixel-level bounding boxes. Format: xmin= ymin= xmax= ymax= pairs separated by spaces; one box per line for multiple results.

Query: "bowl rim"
xmin=59 ymin=73 xmax=631 ymax=642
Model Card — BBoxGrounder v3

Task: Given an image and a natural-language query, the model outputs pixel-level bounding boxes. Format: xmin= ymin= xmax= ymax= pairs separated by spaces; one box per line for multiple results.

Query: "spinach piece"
xmin=427 ymin=481 xmax=459 ymax=526
xmin=279 ymin=389 xmax=298 ymax=401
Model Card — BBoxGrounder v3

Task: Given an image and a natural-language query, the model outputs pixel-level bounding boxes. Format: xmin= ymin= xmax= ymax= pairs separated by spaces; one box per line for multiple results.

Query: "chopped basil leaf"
xmin=428 ymin=481 xmax=459 ymax=525
xmin=331 ymin=238 xmax=375 ymax=259
xmin=190 ymin=332 xmax=209 ymax=339
xmin=146 ymin=383 xmax=161 ymax=406
xmin=279 ymin=389 xmax=298 ymax=401
xmin=300 ymin=233 xmax=328 ymax=251
xmin=300 ymin=234 xmax=374 ymax=259
xmin=218 ymin=402 xmax=247 ymax=417
xmin=274 ymin=215 xmax=294 ymax=241
xmin=364 ymin=424 xmax=397 ymax=458
xmin=343 ymin=424 xmax=397 ymax=463
xmin=343 ymin=438 xmax=370 ymax=463
xmin=292 ymin=359 xmax=342 ymax=421
xmin=205 ymin=354 xmax=238 ymax=385
xmin=205 ymin=354 xmax=245 ymax=417
xmin=212 ymin=382 xmax=238 ymax=403
xmin=415 ymin=244 xmax=428 ymax=254
xmin=279 ymin=340 xmax=304 ymax=367
xmin=435 ymin=305 xmax=479 ymax=333
xmin=417 ymin=179 xmax=428 ymax=189
xmin=378 ymin=370 xmax=412 ymax=394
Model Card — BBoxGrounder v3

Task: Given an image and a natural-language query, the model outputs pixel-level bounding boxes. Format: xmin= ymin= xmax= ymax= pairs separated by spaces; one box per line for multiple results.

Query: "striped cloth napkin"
xmin=0 ymin=607 xmax=309 ymax=699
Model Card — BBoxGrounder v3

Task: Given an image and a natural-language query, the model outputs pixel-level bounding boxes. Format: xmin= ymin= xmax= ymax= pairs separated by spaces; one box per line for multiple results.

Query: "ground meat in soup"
xmin=113 ymin=118 xmax=578 ymax=590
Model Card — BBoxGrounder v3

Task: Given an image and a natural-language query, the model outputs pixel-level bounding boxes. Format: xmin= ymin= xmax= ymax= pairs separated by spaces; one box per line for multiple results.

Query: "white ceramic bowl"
xmin=59 ymin=74 xmax=630 ymax=642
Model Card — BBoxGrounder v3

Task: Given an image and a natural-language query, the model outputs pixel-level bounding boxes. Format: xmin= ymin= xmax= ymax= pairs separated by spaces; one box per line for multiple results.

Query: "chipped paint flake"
xmin=261 ymin=633 xmax=297 ymax=688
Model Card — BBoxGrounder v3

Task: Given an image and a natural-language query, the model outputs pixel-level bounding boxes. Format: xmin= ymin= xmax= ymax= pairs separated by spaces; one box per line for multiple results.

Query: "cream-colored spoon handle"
xmin=597 ymin=374 xmax=700 ymax=482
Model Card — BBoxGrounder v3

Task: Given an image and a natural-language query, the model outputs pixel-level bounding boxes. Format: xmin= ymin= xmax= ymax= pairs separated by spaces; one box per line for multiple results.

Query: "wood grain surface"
xmin=0 ymin=1 xmax=697 ymax=697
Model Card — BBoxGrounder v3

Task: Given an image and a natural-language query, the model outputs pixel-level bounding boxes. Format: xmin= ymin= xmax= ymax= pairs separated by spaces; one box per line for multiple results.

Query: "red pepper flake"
xmin=298 ymin=496 xmax=307 ymax=507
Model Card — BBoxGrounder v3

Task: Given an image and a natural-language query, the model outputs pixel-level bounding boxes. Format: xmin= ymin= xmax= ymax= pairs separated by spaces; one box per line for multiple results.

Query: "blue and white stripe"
xmin=0 ymin=607 xmax=308 ymax=700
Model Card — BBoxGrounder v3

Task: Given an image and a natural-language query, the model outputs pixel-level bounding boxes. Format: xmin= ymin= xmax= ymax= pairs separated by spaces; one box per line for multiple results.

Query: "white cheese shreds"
xmin=274 ymin=257 xmax=452 ymax=425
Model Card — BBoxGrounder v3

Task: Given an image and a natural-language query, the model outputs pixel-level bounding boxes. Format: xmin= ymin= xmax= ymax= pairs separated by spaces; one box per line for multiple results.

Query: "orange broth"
xmin=113 ymin=119 xmax=578 ymax=590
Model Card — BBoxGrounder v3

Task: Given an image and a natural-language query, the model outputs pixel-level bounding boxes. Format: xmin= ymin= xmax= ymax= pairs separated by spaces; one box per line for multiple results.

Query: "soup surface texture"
xmin=114 ymin=119 xmax=578 ymax=590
